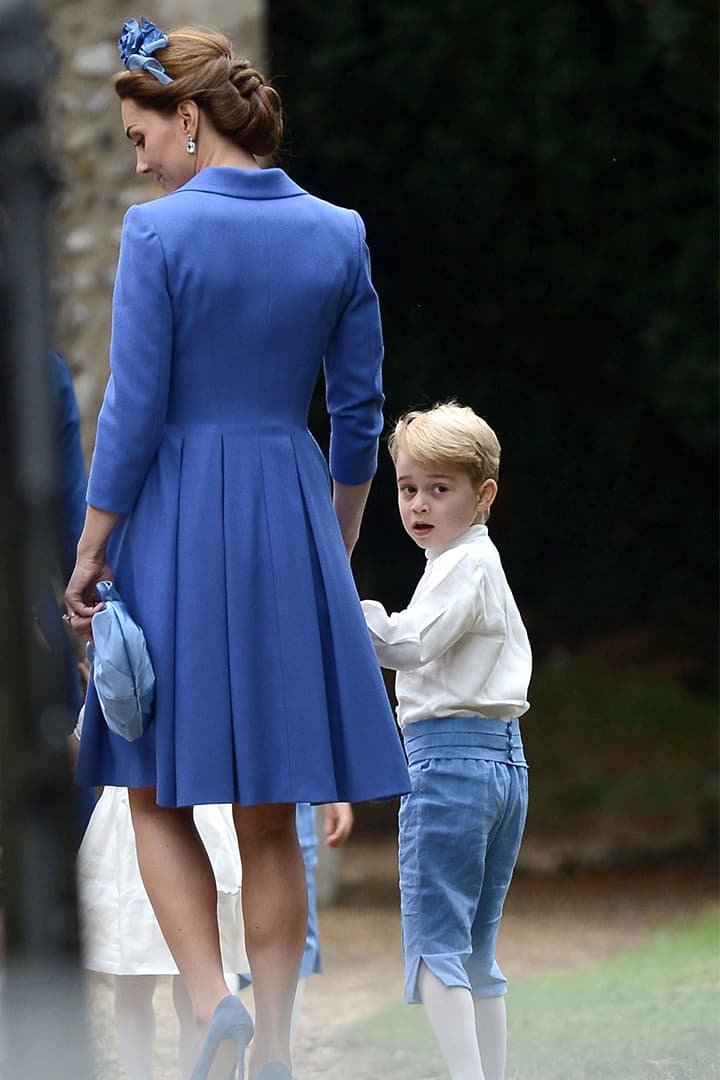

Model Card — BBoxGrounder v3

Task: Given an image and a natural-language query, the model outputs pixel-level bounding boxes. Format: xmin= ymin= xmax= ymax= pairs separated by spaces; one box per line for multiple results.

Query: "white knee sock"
xmin=290 ymin=976 xmax=306 ymax=1045
xmin=113 ymin=974 xmax=157 ymax=1080
xmin=474 ymin=995 xmax=507 ymax=1080
xmin=172 ymin=975 xmax=197 ymax=1080
xmin=418 ymin=962 xmax=485 ymax=1080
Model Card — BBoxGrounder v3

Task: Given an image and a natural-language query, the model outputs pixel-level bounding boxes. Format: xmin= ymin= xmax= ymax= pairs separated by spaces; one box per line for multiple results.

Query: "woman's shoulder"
xmin=118 ymin=198 xmax=164 ymax=244
xmin=294 ymin=186 xmax=366 ymax=245
xmin=121 ymin=192 xmax=177 ymax=230
xmin=120 ymin=170 xmax=365 ymax=246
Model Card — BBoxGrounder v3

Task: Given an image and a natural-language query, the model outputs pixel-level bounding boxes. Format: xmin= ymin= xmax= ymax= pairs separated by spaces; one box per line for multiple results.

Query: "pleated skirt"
xmin=76 ymin=425 xmax=410 ymax=807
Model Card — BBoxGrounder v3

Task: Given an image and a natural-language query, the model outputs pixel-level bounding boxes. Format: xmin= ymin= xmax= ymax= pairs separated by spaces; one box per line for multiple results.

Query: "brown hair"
xmin=113 ymin=25 xmax=283 ymax=158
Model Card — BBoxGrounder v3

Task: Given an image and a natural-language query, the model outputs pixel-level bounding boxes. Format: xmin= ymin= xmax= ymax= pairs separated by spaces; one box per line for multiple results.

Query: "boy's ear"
xmin=476 ymin=479 xmax=498 ymax=514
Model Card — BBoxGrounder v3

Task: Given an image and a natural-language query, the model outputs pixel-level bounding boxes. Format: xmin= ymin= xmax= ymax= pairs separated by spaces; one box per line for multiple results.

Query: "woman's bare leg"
xmin=233 ymin=803 xmax=307 ymax=1078
xmin=127 ymin=788 xmax=230 ymax=1033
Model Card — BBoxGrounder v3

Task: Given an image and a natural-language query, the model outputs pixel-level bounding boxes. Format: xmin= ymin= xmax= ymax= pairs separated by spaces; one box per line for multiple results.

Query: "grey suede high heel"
xmin=190 ymin=995 xmax=254 ymax=1080
xmin=256 ymin=1064 xmax=293 ymax=1080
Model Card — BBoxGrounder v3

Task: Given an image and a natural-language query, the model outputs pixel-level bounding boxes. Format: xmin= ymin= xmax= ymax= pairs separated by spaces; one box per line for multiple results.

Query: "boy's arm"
xmin=361 ymin=551 xmax=482 ymax=671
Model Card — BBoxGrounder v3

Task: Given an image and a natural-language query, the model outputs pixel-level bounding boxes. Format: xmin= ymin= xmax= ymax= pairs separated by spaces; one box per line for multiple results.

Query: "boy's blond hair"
xmin=388 ymin=401 xmax=501 ymax=487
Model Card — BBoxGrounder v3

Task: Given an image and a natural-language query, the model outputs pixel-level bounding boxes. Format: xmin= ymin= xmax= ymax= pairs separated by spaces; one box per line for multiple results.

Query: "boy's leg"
xmin=400 ymin=758 xmax=497 ymax=1073
xmin=113 ymin=974 xmax=157 ymax=1080
xmin=473 ymin=997 xmax=507 ymax=1080
xmin=467 ymin=764 xmax=528 ymax=1080
xmin=400 ymin=757 xmax=504 ymax=1004
xmin=418 ymin=963 xmax=485 ymax=1080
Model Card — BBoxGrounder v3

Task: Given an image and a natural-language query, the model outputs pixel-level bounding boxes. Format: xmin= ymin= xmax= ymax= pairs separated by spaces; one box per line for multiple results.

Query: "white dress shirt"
xmin=361 ymin=524 xmax=531 ymax=728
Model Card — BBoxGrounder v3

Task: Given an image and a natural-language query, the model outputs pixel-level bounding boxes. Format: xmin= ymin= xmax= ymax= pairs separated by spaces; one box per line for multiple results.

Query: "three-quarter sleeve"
xmin=87 ymin=207 xmax=172 ymax=513
xmin=361 ymin=552 xmax=484 ymax=671
xmin=323 ymin=211 xmax=384 ymax=485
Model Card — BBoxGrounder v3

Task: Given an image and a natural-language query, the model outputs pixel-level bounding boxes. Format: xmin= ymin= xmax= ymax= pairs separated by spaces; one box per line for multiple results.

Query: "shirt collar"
xmin=426 ymin=523 xmax=488 ymax=562
xmin=176 ymin=166 xmax=307 ymax=201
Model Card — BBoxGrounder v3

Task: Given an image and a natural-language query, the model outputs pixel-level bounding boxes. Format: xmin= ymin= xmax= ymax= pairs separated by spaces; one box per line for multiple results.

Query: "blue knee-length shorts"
xmin=399 ymin=716 xmax=528 ymax=1004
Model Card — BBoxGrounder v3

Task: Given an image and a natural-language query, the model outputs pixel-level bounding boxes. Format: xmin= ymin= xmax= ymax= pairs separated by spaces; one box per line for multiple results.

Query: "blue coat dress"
xmin=75 ymin=166 xmax=410 ymax=808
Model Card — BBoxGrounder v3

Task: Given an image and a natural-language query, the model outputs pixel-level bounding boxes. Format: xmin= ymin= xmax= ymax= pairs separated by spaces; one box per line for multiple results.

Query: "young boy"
xmin=361 ymin=402 xmax=531 ymax=1080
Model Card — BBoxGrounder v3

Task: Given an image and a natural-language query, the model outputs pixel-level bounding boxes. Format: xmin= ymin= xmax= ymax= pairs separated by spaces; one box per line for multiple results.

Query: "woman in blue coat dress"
xmin=64 ymin=19 xmax=410 ymax=1080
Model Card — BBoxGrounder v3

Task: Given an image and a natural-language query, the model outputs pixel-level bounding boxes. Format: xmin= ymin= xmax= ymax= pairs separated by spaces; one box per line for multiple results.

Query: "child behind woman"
xmin=73 ymin=709 xmax=245 ymax=1080
xmin=74 ymin=701 xmax=350 ymax=1078
xmin=361 ymin=402 xmax=531 ymax=1080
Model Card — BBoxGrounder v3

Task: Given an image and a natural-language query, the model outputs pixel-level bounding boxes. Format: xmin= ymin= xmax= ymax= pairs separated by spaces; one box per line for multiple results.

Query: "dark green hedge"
xmin=269 ymin=0 xmax=718 ymax=686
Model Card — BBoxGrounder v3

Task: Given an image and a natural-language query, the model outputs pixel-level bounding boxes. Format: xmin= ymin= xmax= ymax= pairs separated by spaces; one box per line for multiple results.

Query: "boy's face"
xmin=394 ymin=449 xmax=496 ymax=551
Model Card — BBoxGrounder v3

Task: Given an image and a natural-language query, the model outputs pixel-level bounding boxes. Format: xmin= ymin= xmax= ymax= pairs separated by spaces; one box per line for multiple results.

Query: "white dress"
xmin=77 ymin=787 xmax=246 ymax=975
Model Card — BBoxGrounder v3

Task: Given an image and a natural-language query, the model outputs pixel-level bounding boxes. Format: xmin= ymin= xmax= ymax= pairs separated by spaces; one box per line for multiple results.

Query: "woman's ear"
xmin=177 ymin=99 xmax=199 ymax=135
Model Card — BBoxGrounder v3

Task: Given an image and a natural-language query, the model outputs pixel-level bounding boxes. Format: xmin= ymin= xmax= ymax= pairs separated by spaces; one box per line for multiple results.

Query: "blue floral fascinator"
xmin=118 ymin=16 xmax=173 ymax=84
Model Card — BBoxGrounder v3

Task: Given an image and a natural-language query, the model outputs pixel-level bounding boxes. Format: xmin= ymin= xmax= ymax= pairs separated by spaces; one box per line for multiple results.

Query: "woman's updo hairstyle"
xmin=114 ymin=25 xmax=283 ymax=158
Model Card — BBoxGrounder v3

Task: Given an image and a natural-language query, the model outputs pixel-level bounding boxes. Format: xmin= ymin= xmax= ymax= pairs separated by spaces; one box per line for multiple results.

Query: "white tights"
xmin=113 ymin=974 xmax=197 ymax=1080
xmin=418 ymin=962 xmax=507 ymax=1080
xmin=290 ymin=977 xmax=306 ymax=1045
xmin=113 ymin=975 xmax=157 ymax=1080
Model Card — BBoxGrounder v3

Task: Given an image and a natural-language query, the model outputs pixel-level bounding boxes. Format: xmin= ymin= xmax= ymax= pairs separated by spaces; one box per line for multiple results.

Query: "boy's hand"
xmin=323 ymin=802 xmax=354 ymax=847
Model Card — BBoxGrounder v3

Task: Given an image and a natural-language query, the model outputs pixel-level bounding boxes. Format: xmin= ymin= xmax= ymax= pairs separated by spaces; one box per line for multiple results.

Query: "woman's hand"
xmin=64 ymin=553 xmax=111 ymax=640
xmin=332 ymin=479 xmax=372 ymax=559
xmin=63 ymin=505 xmax=120 ymax=639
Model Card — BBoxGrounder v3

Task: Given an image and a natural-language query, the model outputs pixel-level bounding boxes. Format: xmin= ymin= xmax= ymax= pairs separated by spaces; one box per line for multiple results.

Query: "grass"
xmin=341 ymin=907 xmax=720 ymax=1080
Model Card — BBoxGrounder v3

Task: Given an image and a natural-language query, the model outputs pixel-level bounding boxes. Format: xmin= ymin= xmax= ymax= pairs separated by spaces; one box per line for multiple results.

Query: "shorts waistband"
xmin=402 ymin=716 xmax=527 ymax=768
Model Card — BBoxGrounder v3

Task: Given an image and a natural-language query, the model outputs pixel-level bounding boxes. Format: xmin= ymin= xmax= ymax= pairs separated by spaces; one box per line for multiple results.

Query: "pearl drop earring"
xmin=186 ymin=132 xmax=196 ymax=155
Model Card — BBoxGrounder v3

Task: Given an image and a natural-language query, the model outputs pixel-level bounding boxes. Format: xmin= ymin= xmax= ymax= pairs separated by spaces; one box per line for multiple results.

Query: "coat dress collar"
xmin=174 ymin=165 xmax=307 ymax=201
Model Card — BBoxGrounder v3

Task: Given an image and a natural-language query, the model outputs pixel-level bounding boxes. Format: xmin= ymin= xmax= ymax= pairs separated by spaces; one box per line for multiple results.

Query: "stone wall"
xmin=45 ymin=0 xmax=266 ymax=455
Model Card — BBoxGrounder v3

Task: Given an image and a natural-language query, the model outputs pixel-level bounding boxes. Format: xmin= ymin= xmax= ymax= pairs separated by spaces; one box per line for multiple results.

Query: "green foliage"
xmin=271 ymin=0 xmax=718 ymax=682
xmin=353 ymin=660 xmax=717 ymax=853
xmin=341 ymin=908 xmax=720 ymax=1079
xmin=523 ymin=663 xmax=717 ymax=832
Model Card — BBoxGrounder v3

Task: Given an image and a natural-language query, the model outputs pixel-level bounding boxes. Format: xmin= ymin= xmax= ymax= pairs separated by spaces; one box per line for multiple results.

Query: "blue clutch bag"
xmin=87 ymin=580 xmax=155 ymax=741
